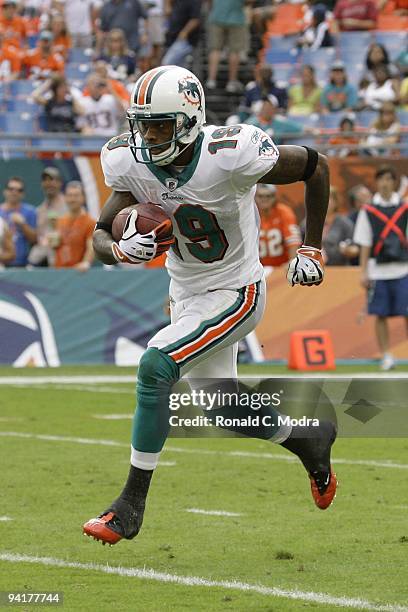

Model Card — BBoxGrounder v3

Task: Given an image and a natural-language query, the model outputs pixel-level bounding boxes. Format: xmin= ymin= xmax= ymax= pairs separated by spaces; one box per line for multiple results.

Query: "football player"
xmin=83 ymin=66 xmax=337 ymax=546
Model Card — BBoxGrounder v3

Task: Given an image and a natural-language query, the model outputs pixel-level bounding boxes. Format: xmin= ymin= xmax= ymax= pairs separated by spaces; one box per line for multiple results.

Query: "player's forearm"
xmin=93 ymin=229 xmax=116 ymax=264
xmin=93 ymin=190 xmax=138 ymax=264
xmin=303 ymin=153 xmax=329 ymax=249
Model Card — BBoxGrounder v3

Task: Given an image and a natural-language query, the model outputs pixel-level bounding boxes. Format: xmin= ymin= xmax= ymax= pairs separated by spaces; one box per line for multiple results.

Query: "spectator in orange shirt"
xmin=255 ymin=184 xmax=301 ymax=268
xmin=0 ymin=27 xmax=22 ymax=80
xmin=49 ymin=14 xmax=72 ymax=60
xmin=51 ymin=181 xmax=95 ymax=271
xmin=82 ymin=60 xmax=130 ymax=107
xmin=0 ymin=0 xmax=27 ymax=49
xmin=23 ymin=30 xmax=65 ymax=79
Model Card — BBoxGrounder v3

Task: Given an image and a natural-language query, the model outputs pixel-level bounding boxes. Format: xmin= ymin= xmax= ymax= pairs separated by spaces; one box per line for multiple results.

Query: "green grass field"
xmin=0 ymin=365 xmax=407 ymax=612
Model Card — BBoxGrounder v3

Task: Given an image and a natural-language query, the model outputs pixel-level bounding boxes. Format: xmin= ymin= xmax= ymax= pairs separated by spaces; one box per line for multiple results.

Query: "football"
xmin=111 ymin=203 xmax=174 ymax=254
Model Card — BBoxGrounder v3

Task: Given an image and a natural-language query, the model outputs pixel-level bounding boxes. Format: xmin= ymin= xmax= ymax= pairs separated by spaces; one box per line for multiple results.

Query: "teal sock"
xmin=132 ymin=348 xmax=179 ymax=453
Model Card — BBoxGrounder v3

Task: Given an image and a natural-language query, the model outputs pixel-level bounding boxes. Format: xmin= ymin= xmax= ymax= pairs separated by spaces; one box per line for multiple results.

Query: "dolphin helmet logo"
xmin=178 ymin=78 xmax=202 ymax=108
xmin=259 ymin=138 xmax=278 ymax=157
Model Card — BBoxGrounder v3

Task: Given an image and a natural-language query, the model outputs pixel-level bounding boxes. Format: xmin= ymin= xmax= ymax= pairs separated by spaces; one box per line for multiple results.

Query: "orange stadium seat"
xmin=377 ymin=14 xmax=408 ymax=29
xmin=266 ymin=3 xmax=306 ymax=37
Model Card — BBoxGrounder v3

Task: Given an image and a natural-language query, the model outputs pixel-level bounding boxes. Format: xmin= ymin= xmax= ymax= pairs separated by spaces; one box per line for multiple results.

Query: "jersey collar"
xmin=141 ymin=132 xmax=204 ymax=189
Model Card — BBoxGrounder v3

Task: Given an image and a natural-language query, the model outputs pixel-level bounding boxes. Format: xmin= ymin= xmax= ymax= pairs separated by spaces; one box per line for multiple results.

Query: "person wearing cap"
xmin=28 ymin=167 xmax=68 ymax=267
xmin=321 ymin=61 xmax=357 ymax=113
xmin=28 ymin=167 xmax=68 ymax=266
xmin=0 ymin=1 xmax=27 ymax=49
xmin=23 ymin=29 xmax=64 ymax=79
xmin=237 ymin=64 xmax=288 ymax=122
xmin=245 ymin=95 xmax=304 ymax=145
xmin=297 ymin=4 xmax=333 ymax=51
xmin=0 ymin=26 xmax=22 ymax=80
xmin=255 ymin=184 xmax=301 ymax=268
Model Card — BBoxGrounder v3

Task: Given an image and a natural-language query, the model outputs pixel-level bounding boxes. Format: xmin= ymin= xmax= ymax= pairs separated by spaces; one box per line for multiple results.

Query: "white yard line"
xmin=0 ymin=431 xmax=407 ymax=471
xmin=0 ymin=517 xmax=12 ymax=522
xmin=0 ymin=373 xmax=408 ymax=386
xmin=0 ymin=553 xmax=406 ymax=611
xmin=185 ymin=508 xmax=243 ymax=517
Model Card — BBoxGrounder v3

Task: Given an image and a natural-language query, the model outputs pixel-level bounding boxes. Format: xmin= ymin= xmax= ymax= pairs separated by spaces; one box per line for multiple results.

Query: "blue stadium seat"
xmin=9 ymin=80 xmax=35 ymax=96
xmin=337 ymin=31 xmax=372 ymax=49
xmin=31 ymin=136 xmax=72 ymax=152
xmin=373 ymin=31 xmax=407 ymax=59
xmin=6 ymin=99 xmax=41 ymax=113
xmin=4 ymin=112 xmax=37 ymax=134
xmin=265 ymin=49 xmax=298 ymax=64
xmin=355 ymin=110 xmax=377 ymax=127
xmin=286 ymin=114 xmax=320 ymax=129
xmin=320 ymin=113 xmax=346 ymax=129
xmin=272 ymin=63 xmax=295 ymax=85
xmin=65 ymin=63 xmax=92 ymax=81
xmin=301 ymin=47 xmax=336 ymax=67
xmin=27 ymin=34 xmax=39 ymax=49
xmin=266 ymin=35 xmax=298 ymax=52
xmin=69 ymin=49 xmax=92 ymax=64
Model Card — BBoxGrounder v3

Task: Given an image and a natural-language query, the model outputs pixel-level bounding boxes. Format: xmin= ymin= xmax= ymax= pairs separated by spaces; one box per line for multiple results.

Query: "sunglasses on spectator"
xmin=97 ymin=82 xmax=107 ymax=88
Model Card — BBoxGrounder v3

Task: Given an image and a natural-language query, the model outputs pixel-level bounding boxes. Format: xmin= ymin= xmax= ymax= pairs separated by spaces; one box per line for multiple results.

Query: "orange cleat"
xmin=83 ymin=512 xmax=123 ymax=545
xmin=309 ymin=468 xmax=338 ymax=510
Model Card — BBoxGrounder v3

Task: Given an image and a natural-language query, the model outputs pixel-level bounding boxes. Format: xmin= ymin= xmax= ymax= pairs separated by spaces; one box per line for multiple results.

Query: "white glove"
xmin=287 ymin=245 xmax=324 ymax=287
xmin=112 ymin=209 xmax=174 ymax=264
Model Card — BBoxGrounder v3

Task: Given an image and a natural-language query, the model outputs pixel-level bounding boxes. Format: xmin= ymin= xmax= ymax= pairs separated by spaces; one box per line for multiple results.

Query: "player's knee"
xmin=138 ymin=347 xmax=179 ymax=387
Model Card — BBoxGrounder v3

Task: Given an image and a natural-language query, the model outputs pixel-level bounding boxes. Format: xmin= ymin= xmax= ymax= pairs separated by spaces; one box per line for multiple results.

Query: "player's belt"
xmin=163 ymin=282 xmax=260 ymax=366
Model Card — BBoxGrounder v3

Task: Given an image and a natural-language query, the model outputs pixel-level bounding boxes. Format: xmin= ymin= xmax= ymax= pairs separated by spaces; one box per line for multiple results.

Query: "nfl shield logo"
xmin=165 ymin=178 xmax=178 ymax=191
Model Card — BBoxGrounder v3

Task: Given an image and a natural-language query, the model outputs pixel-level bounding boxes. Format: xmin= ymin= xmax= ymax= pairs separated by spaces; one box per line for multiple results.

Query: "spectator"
xmin=333 ymin=0 xmax=378 ymax=31
xmin=49 ymin=13 xmax=71 ymax=60
xmin=28 ymin=166 xmax=68 ymax=267
xmin=353 ymin=165 xmax=408 ymax=370
xmin=328 ymin=116 xmax=360 ymax=157
xmin=61 ymin=0 xmax=101 ymax=49
xmin=365 ymin=43 xmax=398 ymax=78
xmin=395 ymin=45 xmax=408 ymax=78
xmin=362 ymin=64 xmax=398 ymax=110
xmin=238 ymin=64 xmax=288 ymax=122
xmin=162 ymin=0 xmax=201 ymax=69
xmin=0 ymin=0 xmax=27 ymax=49
xmin=79 ymin=73 xmax=125 ymax=136
xmin=32 ymin=75 xmax=84 ymax=132
xmin=320 ymin=186 xmax=355 ymax=265
xmin=288 ymin=65 xmax=321 ymax=116
xmin=0 ymin=27 xmax=22 ymax=80
xmin=98 ymin=0 xmax=147 ymax=55
xmin=245 ymin=95 xmax=304 ymax=144
xmin=52 ymin=181 xmax=95 ymax=271
xmin=348 ymin=184 xmax=372 ymax=224
xmin=255 ymin=184 xmax=301 ymax=268
xmin=23 ymin=30 xmax=65 ymax=79
xmin=0 ymin=217 xmax=16 ymax=269
xmin=83 ymin=60 xmax=130 ymax=106
xmin=207 ymin=0 xmax=247 ymax=93
xmin=297 ymin=4 xmax=334 ymax=50
xmin=364 ymin=101 xmax=400 ymax=155
xmin=0 ymin=177 xmax=37 ymax=268
xmin=97 ymin=28 xmax=136 ymax=82
xmin=321 ymin=61 xmax=358 ymax=113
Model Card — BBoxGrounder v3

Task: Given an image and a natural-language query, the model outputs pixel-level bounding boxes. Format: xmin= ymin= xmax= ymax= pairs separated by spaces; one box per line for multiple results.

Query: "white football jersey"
xmin=80 ymin=94 xmax=122 ymax=136
xmin=101 ymin=124 xmax=280 ymax=299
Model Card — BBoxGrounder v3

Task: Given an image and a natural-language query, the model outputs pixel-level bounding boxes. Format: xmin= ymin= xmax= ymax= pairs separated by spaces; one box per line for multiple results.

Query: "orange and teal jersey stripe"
xmin=163 ymin=282 xmax=260 ymax=367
